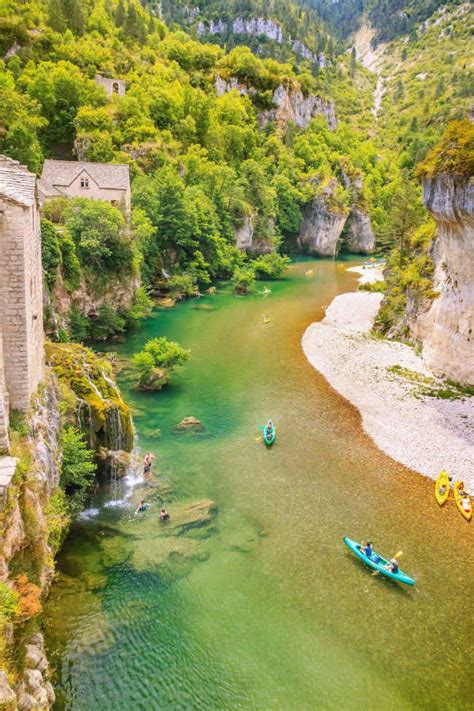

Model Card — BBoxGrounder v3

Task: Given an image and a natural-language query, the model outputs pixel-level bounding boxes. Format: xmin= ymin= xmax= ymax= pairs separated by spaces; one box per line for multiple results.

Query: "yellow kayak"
xmin=454 ymin=481 xmax=472 ymax=522
xmin=435 ymin=470 xmax=450 ymax=506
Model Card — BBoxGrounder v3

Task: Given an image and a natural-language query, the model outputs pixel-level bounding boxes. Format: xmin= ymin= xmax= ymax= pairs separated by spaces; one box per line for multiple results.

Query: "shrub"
xmin=232 ymin=266 xmax=255 ymax=294
xmin=167 ymin=274 xmax=197 ymax=300
xmin=61 ymin=426 xmax=97 ymax=516
xmin=132 ymin=337 xmax=190 ymax=390
xmin=14 ymin=575 xmax=42 ymax=620
xmin=253 ymin=253 xmax=291 ymax=280
xmin=88 ymin=305 xmax=126 ymax=341
xmin=122 ymin=287 xmax=154 ymax=328
xmin=42 ymin=197 xmax=69 ymax=224
xmin=0 ymin=582 xmax=19 ymax=624
xmin=41 ymin=219 xmax=62 ymax=291
xmin=44 ymin=489 xmax=71 ymax=554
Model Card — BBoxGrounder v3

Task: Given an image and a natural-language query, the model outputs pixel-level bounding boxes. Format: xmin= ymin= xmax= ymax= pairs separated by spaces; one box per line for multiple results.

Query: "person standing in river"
xmin=143 ymin=452 xmax=155 ymax=479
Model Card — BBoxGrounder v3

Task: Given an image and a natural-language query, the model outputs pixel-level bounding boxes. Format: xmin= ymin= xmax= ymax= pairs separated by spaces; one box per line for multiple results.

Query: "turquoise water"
xmin=44 ymin=259 xmax=474 ymax=710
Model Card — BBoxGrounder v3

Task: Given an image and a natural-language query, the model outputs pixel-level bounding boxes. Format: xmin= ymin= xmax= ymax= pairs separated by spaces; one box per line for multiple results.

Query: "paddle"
xmin=372 ymin=550 xmax=403 ymax=577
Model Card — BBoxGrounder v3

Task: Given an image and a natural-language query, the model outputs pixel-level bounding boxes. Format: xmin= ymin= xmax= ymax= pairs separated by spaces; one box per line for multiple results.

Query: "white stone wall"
xmin=55 ymin=171 xmax=131 ymax=215
xmin=94 ymin=74 xmax=126 ymax=97
xmin=0 ymin=196 xmax=44 ymax=412
xmin=0 ymin=330 xmax=9 ymax=451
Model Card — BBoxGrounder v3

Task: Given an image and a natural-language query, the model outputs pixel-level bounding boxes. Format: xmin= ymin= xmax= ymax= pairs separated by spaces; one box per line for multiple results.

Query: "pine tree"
xmin=350 ymin=46 xmax=357 ymax=77
xmin=115 ymin=0 xmax=125 ymax=27
xmin=48 ymin=0 xmax=67 ymax=33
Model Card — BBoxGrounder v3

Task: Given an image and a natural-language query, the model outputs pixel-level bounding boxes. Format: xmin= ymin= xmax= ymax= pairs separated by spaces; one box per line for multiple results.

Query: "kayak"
xmin=263 ymin=420 xmax=276 ymax=446
xmin=435 ymin=470 xmax=450 ymax=506
xmin=343 ymin=537 xmax=415 ymax=587
xmin=454 ymin=481 xmax=472 ymax=521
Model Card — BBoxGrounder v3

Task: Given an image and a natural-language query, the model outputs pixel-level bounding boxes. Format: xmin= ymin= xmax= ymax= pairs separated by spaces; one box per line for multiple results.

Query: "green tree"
xmin=64 ymin=198 xmax=131 ymax=272
xmin=61 ymin=426 xmax=96 ymax=515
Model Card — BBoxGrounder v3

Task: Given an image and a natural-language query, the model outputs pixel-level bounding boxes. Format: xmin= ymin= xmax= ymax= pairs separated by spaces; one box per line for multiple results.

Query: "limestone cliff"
xmin=297 ymin=181 xmax=375 ymax=257
xmin=45 ymin=270 xmax=140 ymax=341
xmin=298 ymin=195 xmax=348 ymax=257
xmin=410 ymin=175 xmax=474 ymax=384
xmin=214 ymin=78 xmax=337 ymax=131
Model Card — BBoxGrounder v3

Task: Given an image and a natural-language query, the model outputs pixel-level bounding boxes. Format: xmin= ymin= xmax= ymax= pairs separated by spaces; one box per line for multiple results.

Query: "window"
xmin=80 ymin=177 xmax=89 ymax=189
xmin=112 ymin=82 xmax=120 ymax=94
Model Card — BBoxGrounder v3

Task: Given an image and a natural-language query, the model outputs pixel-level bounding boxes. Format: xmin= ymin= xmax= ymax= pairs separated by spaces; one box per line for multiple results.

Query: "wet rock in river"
xmin=174 ymin=416 xmax=204 ymax=431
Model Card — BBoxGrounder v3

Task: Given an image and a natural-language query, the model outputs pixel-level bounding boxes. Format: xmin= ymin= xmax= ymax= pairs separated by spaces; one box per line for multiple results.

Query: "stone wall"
xmin=0 ymin=195 xmax=44 ymax=413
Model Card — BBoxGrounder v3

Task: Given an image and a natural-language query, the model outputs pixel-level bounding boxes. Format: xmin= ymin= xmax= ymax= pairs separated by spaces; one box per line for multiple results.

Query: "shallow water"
xmin=44 ymin=259 xmax=474 ymax=710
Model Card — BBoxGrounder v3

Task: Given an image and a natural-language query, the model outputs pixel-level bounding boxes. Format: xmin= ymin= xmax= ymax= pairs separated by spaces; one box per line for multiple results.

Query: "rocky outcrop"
xmin=410 ymin=175 xmax=474 ymax=384
xmin=258 ymin=85 xmax=337 ymax=130
xmin=46 ymin=342 xmax=134 ymax=455
xmin=298 ymin=196 xmax=348 ymax=256
xmin=215 ymin=77 xmax=336 ymax=131
xmin=342 ymin=208 xmax=376 ymax=253
xmin=234 ymin=215 xmax=254 ymax=250
xmin=198 ymin=16 xmax=322 ymax=63
xmin=0 ymin=379 xmax=61 ymax=710
xmin=46 ymin=270 xmax=140 ymax=338
xmin=16 ymin=634 xmax=55 ymax=710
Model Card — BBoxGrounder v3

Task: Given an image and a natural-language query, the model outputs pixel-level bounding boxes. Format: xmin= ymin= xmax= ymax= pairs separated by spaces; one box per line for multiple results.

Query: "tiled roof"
xmin=0 ymin=155 xmax=36 ymax=207
xmin=41 ymin=160 xmax=130 ymax=191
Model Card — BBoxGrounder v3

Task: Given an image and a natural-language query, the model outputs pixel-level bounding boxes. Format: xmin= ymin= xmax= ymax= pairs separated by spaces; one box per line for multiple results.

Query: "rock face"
xmin=234 ymin=215 xmax=254 ymax=250
xmin=342 ymin=208 xmax=376 ymax=254
xmin=298 ymin=196 xmax=348 ymax=256
xmin=47 ymin=270 xmax=140 ymax=340
xmin=259 ymin=85 xmax=337 ymax=131
xmin=410 ymin=175 xmax=474 ymax=384
xmin=214 ymin=78 xmax=337 ymax=131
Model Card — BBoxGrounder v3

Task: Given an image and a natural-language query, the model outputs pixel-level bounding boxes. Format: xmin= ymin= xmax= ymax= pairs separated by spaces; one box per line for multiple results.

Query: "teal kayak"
xmin=343 ymin=537 xmax=415 ymax=586
xmin=263 ymin=420 xmax=276 ymax=446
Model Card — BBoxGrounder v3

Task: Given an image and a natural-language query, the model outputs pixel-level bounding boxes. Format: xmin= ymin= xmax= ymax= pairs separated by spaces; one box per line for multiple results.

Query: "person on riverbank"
xmin=160 ymin=508 xmax=170 ymax=521
xmin=135 ymin=500 xmax=149 ymax=515
xmin=143 ymin=452 xmax=155 ymax=479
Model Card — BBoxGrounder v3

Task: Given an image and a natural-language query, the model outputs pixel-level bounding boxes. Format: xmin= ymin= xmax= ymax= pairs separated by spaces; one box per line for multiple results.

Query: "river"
xmin=44 ymin=259 xmax=474 ymax=710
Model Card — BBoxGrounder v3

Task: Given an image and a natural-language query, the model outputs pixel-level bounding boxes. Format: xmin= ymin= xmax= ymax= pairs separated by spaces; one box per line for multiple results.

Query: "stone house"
xmin=39 ymin=160 xmax=131 ymax=217
xmin=95 ymin=74 xmax=127 ymax=98
xmin=0 ymin=156 xmax=45 ymax=452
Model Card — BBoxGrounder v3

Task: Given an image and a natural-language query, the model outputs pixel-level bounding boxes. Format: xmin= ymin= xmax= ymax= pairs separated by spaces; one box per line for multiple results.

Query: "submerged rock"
xmin=174 ymin=416 xmax=204 ymax=431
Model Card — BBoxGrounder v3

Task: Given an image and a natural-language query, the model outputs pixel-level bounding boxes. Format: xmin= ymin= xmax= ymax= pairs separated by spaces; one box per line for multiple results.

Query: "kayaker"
xmin=361 ymin=541 xmax=373 ymax=558
xmin=160 ymin=508 xmax=170 ymax=521
xmin=460 ymin=494 xmax=471 ymax=513
xmin=135 ymin=500 xmax=149 ymax=515
xmin=386 ymin=558 xmax=399 ymax=574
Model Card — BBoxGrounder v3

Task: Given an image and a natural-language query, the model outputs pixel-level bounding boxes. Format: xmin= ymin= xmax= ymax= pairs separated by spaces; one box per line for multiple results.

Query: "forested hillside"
xmin=0 ymin=0 xmax=472 ymax=343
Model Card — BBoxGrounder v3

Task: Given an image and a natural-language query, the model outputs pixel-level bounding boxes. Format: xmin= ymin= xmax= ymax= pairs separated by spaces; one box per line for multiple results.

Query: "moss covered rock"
xmin=46 ymin=342 xmax=134 ymax=453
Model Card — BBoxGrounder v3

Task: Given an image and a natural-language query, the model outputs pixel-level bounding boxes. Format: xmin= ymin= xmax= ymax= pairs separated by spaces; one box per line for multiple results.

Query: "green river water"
xmin=44 ymin=259 xmax=474 ymax=710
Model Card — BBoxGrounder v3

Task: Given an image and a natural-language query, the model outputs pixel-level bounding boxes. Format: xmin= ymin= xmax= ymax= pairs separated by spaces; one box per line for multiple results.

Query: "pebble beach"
xmin=302 ymin=265 xmax=474 ymax=493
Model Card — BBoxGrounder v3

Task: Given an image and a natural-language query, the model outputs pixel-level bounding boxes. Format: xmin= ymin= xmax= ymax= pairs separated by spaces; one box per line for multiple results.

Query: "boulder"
xmin=174 ymin=417 xmax=204 ymax=431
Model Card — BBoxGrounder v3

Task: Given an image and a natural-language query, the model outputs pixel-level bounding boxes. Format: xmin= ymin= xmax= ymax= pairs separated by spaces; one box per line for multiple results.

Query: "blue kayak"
xmin=343 ymin=537 xmax=415 ymax=586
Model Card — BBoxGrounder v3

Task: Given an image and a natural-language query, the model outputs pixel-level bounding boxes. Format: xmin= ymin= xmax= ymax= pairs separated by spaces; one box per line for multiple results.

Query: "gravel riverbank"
xmin=302 ymin=265 xmax=474 ymax=492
